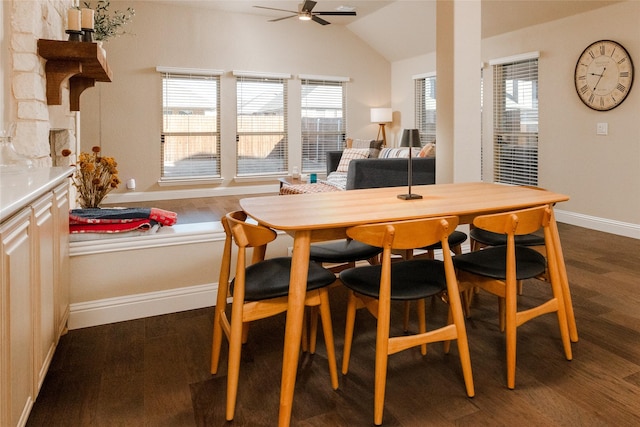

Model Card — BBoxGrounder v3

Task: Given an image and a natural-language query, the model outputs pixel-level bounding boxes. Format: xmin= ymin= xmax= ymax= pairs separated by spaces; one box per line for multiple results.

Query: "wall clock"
xmin=574 ymin=39 xmax=634 ymax=111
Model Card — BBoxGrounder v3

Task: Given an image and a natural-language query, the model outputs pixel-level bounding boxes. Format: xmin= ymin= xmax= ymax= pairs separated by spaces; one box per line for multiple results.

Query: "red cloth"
xmin=69 ymin=207 xmax=177 ymax=234
xmin=149 ymin=208 xmax=177 ymax=226
xmin=70 ymin=219 xmax=153 ymax=234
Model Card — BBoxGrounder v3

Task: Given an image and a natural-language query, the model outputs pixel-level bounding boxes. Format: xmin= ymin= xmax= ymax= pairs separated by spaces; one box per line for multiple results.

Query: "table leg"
xmin=549 ymin=208 xmax=579 ymax=342
xmin=278 ymin=230 xmax=311 ymax=427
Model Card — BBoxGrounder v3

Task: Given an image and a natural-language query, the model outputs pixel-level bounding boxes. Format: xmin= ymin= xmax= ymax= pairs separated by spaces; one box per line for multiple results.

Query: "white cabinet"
xmin=1 ymin=208 xmax=34 ymax=427
xmin=1 ymin=175 xmax=71 ymax=427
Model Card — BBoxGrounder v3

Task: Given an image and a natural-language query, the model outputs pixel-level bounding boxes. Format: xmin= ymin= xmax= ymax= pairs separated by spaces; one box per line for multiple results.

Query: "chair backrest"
xmin=219 ymin=211 xmax=278 ymax=293
xmin=473 ymin=205 xmax=548 ymax=237
xmin=347 ymin=216 xmax=459 ymax=336
xmin=346 ymin=216 xmax=460 ymax=306
xmin=473 ymin=205 xmax=556 ymax=284
xmin=346 ymin=216 xmax=459 ymax=252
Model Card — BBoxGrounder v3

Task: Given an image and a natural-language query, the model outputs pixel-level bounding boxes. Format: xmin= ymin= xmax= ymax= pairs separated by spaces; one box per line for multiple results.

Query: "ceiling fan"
xmin=254 ymin=0 xmax=357 ymax=26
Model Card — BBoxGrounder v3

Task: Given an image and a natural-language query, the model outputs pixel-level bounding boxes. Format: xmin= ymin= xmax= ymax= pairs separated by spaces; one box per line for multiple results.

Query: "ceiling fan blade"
xmin=253 ymin=5 xmax=298 ymax=14
xmin=301 ymin=0 xmax=317 ymax=13
xmin=314 ymin=11 xmax=357 ymax=16
xmin=312 ymin=15 xmax=330 ymax=25
xmin=269 ymin=14 xmax=297 ymax=22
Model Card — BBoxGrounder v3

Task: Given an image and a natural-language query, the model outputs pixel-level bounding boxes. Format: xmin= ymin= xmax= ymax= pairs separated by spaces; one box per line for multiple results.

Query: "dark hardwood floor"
xmin=28 ymin=197 xmax=640 ymax=426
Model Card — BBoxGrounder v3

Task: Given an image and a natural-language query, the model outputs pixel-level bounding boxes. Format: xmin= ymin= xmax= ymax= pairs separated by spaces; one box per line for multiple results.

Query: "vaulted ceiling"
xmin=157 ymin=1 xmax=623 ymax=61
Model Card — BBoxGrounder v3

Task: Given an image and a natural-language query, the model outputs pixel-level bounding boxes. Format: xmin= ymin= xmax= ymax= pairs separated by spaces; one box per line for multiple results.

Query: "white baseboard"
xmin=554 ymin=209 xmax=640 ymax=239
xmin=68 ymin=283 xmax=218 ymax=330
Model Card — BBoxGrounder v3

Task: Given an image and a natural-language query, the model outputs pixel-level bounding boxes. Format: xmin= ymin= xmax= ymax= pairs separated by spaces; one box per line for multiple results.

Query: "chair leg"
xmin=225 ymin=307 xmax=245 ymax=421
xmin=498 ymin=297 xmax=506 ymax=332
xmin=417 ymin=298 xmax=427 ymax=355
xmin=373 ymin=300 xmax=391 ymax=426
xmin=446 ymin=285 xmax=475 ymax=398
xmin=241 ymin=322 xmax=250 ymax=344
xmin=402 ymin=301 xmax=411 ymax=331
xmin=505 ymin=283 xmax=517 ymax=389
xmin=309 ymin=305 xmax=319 ymax=354
xmin=317 ymin=289 xmax=339 ymax=390
xmin=301 ymin=308 xmax=309 ymax=353
xmin=342 ymin=291 xmax=358 ymax=375
xmin=211 ymin=304 xmax=225 ymax=374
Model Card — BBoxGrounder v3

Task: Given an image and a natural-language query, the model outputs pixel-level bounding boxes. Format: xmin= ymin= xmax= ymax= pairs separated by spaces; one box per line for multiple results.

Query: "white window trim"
xmin=233 ymin=70 xmax=291 ymax=79
xmin=156 ymin=66 xmax=224 ymax=76
xmin=412 ymin=71 xmax=436 ymax=80
xmin=489 ymin=51 xmax=540 ymax=66
xmin=298 ymin=74 xmax=350 ymax=82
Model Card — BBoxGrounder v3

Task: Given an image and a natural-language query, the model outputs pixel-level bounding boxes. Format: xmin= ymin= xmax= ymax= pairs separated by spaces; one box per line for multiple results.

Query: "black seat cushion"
xmin=232 ymin=257 xmax=336 ymax=301
xmin=470 ymin=228 xmax=544 ymax=247
xmin=339 ymin=259 xmax=447 ymax=301
xmin=310 ymin=239 xmax=382 ymax=263
xmin=453 ymin=246 xmax=546 ymax=280
xmin=421 ymin=230 xmax=468 ymax=250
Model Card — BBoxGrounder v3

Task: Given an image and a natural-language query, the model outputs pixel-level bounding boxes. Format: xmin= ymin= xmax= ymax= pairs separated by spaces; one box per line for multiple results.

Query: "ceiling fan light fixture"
xmin=298 ymin=11 xmax=312 ymax=21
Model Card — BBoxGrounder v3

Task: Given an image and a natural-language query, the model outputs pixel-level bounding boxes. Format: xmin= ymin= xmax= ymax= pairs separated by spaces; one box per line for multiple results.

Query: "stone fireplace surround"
xmin=2 ymin=0 xmax=79 ymax=169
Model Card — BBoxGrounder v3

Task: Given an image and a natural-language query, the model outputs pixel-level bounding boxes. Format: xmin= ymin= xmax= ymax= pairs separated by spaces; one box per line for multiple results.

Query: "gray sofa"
xmin=326 ymin=150 xmax=436 ymax=190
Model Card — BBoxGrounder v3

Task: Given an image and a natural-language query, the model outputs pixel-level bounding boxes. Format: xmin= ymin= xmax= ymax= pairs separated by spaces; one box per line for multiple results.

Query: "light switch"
xmin=596 ymin=122 xmax=608 ymax=135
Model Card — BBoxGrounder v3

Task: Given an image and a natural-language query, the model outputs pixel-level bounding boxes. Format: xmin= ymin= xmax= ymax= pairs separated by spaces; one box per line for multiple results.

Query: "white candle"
xmin=67 ymin=9 xmax=81 ymax=31
xmin=81 ymin=8 xmax=94 ymax=30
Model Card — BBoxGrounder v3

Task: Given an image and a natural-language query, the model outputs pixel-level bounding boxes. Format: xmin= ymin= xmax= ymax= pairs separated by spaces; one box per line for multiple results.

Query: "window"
xmin=159 ymin=69 xmax=221 ymax=180
xmin=301 ymin=77 xmax=347 ymax=172
xmin=236 ymin=73 xmax=289 ymax=176
xmin=492 ymin=53 xmax=539 ymax=186
xmin=414 ymin=73 xmax=436 ymax=145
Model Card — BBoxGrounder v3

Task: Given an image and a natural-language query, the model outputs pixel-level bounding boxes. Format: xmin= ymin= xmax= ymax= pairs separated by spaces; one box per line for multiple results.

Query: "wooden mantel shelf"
xmin=37 ymin=39 xmax=113 ymax=111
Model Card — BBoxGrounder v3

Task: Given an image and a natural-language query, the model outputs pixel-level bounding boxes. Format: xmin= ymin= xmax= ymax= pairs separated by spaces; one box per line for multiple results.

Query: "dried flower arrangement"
xmin=62 ymin=146 xmax=120 ymax=208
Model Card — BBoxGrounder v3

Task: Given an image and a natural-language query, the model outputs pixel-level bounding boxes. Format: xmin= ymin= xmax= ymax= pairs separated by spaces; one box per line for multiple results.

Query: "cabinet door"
xmin=53 ymin=182 xmax=70 ymax=337
xmin=0 ymin=208 xmax=34 ymax=427
xmin=32 ymin=193 xmax=56 ymax=392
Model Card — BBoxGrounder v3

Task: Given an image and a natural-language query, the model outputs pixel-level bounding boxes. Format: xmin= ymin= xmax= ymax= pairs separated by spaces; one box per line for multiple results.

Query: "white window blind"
xmin=301 ymin=78 xmax=346 ymax=173
xmin=492 ymin=56 xmax=538 ymax=186
xmin=414 ymin=74 xmax=436 ymax=145
xmin=236 ymin=75 xmax=288 ymax=176
xmin=160 ymin=71 xmax=220 ymax=180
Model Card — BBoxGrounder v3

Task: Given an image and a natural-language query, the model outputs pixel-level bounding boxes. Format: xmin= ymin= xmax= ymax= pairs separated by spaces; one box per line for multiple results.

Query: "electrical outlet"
xmin=596 ymin=122 xmax=608 ymax=135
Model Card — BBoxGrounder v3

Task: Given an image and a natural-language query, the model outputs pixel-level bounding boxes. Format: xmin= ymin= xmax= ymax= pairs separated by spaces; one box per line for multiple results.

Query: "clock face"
xmin=574 ymin=40 xmax=634 ymax=111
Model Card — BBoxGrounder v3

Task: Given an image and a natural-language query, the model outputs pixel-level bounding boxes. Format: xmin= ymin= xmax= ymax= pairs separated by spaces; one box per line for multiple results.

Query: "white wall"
xmin=80 ymin=0 xmax=391 ymax=198
xmin=392 ymin=1 xmax=640 ymax=235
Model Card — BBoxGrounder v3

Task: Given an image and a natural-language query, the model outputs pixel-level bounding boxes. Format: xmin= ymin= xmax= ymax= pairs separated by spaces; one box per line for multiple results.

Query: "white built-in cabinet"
xmin=1 ymin=176 xmax=70 ymax=427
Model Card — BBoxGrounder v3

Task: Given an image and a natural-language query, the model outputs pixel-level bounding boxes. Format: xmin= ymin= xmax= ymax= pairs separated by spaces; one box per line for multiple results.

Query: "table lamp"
xmin=397 ymin=128 xmax=423 ymax=200
xmin=370 ymin=108 xmax=392 ymax=146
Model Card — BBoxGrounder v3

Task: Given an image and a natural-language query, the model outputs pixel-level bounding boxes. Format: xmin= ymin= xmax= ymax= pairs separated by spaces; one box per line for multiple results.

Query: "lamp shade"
xmin=370 ymin=108 xmax=392 ymax=123
xmin=399 ymin=129 xmax=420 ymax=148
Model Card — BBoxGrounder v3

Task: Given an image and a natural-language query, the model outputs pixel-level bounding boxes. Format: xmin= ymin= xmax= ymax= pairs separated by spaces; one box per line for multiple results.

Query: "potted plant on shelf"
xmin=83 ymin=0 xmax=135 ymax=42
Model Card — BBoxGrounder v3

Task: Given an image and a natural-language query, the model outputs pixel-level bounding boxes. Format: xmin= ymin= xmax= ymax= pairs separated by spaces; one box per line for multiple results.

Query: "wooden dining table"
xmin=239 ymin=181 xmax=578 ymax=427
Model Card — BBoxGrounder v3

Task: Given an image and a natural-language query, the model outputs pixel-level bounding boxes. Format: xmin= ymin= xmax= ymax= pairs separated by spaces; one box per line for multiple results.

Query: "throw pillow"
xmin=337 ymin=148 xmax=370 ymax=172
xmin=351 ymin=138 xmax=374 ymax=149
xmin=418 ymin=143 xmax=435 ymax=158
xmin=369 ymin=140 xmax=384 ymax=158
xmin=379 ymin=147 xmax=421 ymax=158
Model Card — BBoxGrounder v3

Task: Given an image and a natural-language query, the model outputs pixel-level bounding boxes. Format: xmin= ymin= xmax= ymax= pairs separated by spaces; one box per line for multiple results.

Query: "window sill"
xmin=157 ymin=177 xmax=224 ymax=187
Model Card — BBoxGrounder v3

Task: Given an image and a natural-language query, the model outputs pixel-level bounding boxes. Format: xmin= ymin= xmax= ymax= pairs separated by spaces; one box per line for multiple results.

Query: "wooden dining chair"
xmin=210 ymin=211 xmax=339 ymax=421
xmin=339 ymin=216 xmax=474 ymax=426
xmin=310 ymin=238 xmax=382 ymax=273
xmin=453 ymin=205 xmax=572 ymax=389
xmin=406 ymin=230 xmax=470 ymax=323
